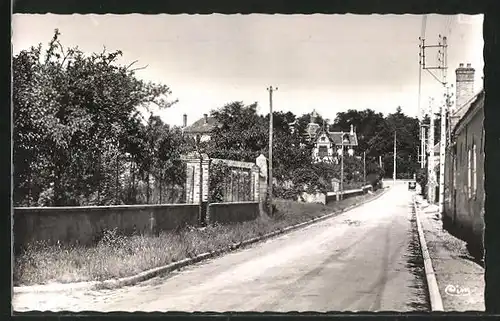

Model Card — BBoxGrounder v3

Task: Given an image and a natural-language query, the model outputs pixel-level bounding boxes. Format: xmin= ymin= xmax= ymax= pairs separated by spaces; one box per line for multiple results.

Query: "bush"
xmin=273 ymin=185 xmax=298 ymax=200
xmin=366 ymin=172 xmax=382 ymax=190
xmin=262 ymin=191 xmax=278 ymax=216
xmin=208 ymin=162 xmax=232 ymax=203
xmin=416 ymin=167 xmax=427 ymax=197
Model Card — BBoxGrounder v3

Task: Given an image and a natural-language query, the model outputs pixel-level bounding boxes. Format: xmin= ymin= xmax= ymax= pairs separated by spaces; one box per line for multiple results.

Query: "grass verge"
xmin=14 ymin=189 xmax=384 ymax=286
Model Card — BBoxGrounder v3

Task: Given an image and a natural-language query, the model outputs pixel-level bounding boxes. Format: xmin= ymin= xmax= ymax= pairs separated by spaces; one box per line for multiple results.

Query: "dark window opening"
xmin=319 ymin=146 xmax=328 ymax=158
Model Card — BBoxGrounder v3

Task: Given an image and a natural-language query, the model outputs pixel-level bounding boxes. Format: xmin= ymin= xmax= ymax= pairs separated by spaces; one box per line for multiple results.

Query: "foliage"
xmin=208 ymin=103 xmax=315 ymax=187
xmin=416 ymin=166 xmax=428 ymax=198
xmin=13 ymin=29 xmax=181 ymax=206
xmin=208 ymin=101 xmax=268 ymax=162
xmin=330 ymin=108 xmax=386 ymax=154
xmin=208 ymin=162 xmax=232 ymax=203
xmin=14 ymin=30 xmax=425 ymax=208
xmin=273 ymin=185 xmax=299 ymax=200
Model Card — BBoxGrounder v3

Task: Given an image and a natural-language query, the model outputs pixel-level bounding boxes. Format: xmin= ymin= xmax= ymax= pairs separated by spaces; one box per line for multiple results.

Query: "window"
xmin=468 ymin=147 xmax=472 ymax=198
xmin=318 ymin=146 xmax=328 ymax=158
xmin=473 ymin=143 xmax=477 ymax=196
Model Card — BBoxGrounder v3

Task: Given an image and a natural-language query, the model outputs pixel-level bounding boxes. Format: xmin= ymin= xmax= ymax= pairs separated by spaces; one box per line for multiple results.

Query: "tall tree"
xmin=13 ymin=29 xmax=178 ymax=206
xmin=208 ymin=101 xmax=268 ymax=162
xmin=331 ymin=108 xmax=386 ymax=155
xmin=381 ymin=106 xmax=420 ymax=178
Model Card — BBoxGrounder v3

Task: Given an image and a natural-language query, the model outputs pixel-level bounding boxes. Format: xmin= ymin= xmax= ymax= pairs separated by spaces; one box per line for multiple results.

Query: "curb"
xmin=14 ymin=188 xmax=389 ymax=294
xmin=413 ymin=195 xmax=444 ymax=311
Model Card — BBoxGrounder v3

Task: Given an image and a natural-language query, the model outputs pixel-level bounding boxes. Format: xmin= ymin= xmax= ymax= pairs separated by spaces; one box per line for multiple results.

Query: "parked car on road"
xmin=408 ymin=181 xmax=416 ymax=190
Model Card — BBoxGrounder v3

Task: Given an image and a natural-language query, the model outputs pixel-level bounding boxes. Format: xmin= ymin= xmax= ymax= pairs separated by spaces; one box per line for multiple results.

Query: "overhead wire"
xmin=418 ymin=15 xmax=427 ymax=119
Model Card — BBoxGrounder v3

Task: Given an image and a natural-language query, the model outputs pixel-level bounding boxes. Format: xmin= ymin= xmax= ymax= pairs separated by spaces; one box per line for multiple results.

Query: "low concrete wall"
xmin=14 ymin=204 xmax=199 ymax=251
xmin=321 ymin=185 xmax=373 ymax=205
xmin=208 ymin=201 xmax=259 ymax=224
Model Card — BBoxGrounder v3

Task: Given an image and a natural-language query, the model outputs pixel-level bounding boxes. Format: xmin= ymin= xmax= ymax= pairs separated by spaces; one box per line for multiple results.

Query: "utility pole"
xmin=418 ymin=15 xmax=427 ymax=169
xmin=393 ymin=131 xmax=397 ymax=185
xmin=428 ymin=97 xmax=436 ymax=203
xmin=267 ymin=86 xmax=277 ymax=216
xmin=420 ymin=33 xmax=448 ymax=211
xmin=420 ymin=124 xmax=428 ymax=168
xmin=422 ymin=126 xmax=428 ymax=168
xmin=437 ymin=35 xmax=448 ymax=216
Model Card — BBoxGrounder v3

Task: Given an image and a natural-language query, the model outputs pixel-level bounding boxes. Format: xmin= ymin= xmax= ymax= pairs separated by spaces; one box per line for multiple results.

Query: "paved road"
xmin=13 ymin=182 xmax=428 ymax=312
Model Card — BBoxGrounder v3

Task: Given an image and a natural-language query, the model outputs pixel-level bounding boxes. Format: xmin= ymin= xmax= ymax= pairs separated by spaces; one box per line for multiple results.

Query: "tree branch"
xmin=126 ymin=60 xmax=139 ymax=70
xmin=130 ymin=64 xmax=149 ymax=72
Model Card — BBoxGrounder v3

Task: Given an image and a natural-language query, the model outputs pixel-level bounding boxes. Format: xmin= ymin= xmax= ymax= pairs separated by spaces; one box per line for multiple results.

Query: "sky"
xmin=12 ymin=14 xmax=484 ymax=127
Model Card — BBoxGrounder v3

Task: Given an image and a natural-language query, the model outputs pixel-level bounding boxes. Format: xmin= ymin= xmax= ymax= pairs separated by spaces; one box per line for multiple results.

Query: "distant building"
xmin=182 ymin=110 xmax=359 ymax=164
xmin=182 ymin=113 xmax=218 ymax=142
xmin=304 ymin=110 xmax=359 ymax=163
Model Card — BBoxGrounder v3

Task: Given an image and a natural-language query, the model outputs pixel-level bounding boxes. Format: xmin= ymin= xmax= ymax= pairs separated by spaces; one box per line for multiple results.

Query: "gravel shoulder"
xmin=415 ymin=196 xmax=485 ymax=312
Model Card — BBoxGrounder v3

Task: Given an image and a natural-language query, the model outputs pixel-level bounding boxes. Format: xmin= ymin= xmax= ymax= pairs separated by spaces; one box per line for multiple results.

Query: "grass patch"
xmin=14 ymin=188 xmax=384 ymax=287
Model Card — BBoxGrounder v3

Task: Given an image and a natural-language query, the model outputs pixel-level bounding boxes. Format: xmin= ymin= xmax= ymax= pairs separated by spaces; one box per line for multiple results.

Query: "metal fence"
xmin=220 ymin=168 xmax=256 ymax=202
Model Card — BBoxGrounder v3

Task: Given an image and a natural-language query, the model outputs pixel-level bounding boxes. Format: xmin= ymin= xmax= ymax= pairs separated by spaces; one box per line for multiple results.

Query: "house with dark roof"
xmin=181 ymin=113 xmax=218 ymax=142
xmin=304 ymin=110 xmax=359 ymax=163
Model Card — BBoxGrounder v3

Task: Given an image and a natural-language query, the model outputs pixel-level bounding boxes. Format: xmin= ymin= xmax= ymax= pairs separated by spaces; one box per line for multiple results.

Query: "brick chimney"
xmin=350 ymin=124 xmax=354 ymax=135
xmin=203 ymin=113 xmax=208 ymax=124
xmin=455 ymin=62 xmax=475 ymax=110
xmin=183 ymin=114 xmax=187 ymax=128
xmin=310 ymin=109 xmax=318 ymax=123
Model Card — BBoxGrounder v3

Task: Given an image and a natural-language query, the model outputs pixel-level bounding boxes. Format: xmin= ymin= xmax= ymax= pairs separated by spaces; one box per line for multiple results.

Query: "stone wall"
xmin=13 ymin=204 xmax=199 ymax=252
xmin=208 ymin=202 xmax=260 ymax=224
xmin=182 ymin=152 xmax=267 ymax=222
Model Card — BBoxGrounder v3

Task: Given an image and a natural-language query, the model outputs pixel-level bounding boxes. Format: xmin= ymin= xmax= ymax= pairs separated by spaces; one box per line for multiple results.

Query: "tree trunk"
xmin=130 ymin=160 xmax=136 ymax=204
xmin=97 ymin=151 xmax=101 ymax=205
xmin=27 ymin=158 xmax=33 ymax=206
xmin=146 ymin=170 xmax=150 ymax=204
xmin=115 ymin=152 xmax=119 ymax=205
xmin=159 ymin=173 xmax=163 ymax=204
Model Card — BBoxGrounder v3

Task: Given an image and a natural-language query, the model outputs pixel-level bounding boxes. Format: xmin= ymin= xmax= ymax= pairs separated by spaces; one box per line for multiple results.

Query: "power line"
xmin=418 ymin=15 xmax=427 ymax=168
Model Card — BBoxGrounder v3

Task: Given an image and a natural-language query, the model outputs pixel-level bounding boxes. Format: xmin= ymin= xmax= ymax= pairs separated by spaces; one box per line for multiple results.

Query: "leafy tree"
xmin=13 ymin=29 xmax=178 ymax=206
xmin=331 ymin=108 xmax=386 ymax=155
xmin=208 ymin=101 xmax=268 ymax=162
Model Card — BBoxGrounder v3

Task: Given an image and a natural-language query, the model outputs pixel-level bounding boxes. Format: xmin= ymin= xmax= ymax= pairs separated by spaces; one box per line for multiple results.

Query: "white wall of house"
xmin=312 ymin=132 xmax=335 ymax=163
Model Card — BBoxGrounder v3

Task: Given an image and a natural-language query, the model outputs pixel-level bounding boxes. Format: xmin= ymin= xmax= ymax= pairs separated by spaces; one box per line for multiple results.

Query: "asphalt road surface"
xmin=13 ymin=181 xmax=429 ymax=312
